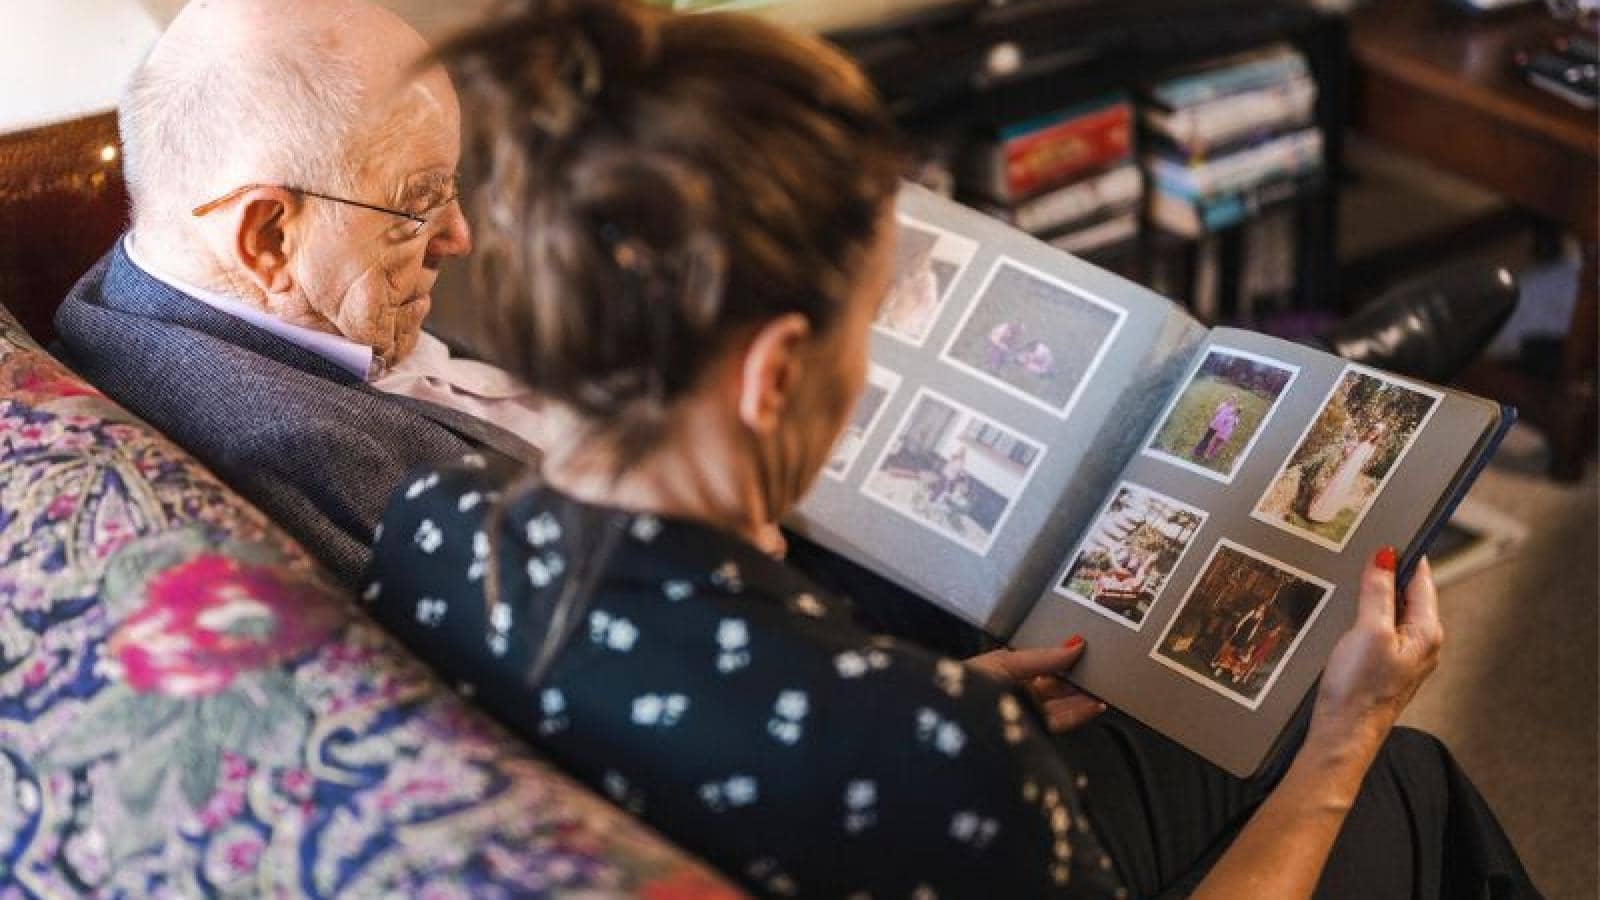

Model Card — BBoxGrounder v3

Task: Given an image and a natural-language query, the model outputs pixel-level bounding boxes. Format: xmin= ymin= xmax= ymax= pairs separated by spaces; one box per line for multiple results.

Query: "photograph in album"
xmin=1144 ymin=348 xmax=1299 ymax=483
xmin=1253 ymin=367 xmax=1443 ymax=551
xmin=940 ymin=259 xmax=1126 ymax=419
xmin=1151 ymin=541 xmax=1333 ymax=710
xmin=824 ymin=364 xmax=902 ymax=480
xmin=1054 ymin=482 xmax=1208 ymax=629
xmin=873 ymin=216 xmax=979 ymax=347
xmin=861 ymin=389 xmax=1046 ymax=554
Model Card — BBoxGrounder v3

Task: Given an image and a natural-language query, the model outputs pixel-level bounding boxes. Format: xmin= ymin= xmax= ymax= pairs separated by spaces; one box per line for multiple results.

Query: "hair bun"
xmin=444 ymin=0 xmax=659 ymax=141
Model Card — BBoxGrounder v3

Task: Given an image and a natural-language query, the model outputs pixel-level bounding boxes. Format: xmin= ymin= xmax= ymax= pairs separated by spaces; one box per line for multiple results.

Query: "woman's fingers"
xmin=1029 ymin=674 xmax=1083 ymax=703
xmin=967 ymin=638 xmax=1086 ymax=683
xmin=1400 ymin=557 xmax=1441 ymax=633
xmin=1042 ymin=693 xmax=1106 ymax=734
xmin=1357 ymin=548 xmax=1398 ymax=627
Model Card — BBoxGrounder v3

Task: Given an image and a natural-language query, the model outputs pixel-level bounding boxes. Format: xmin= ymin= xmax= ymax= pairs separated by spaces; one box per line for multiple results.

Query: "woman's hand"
xmin=1310 ymin=550 xmax=1444 ymax=757
xmin=967 ymin=637 xmax=1106 ymax=734
xmin=1193 ymin=553 xmax=1442 ymax=900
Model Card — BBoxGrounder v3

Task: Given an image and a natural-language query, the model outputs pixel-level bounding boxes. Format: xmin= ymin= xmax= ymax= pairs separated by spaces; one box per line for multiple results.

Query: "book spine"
xmin=1143 ymin=76 xmax=1318 ymax=155
xmin=1148 ymin=128 xmax=1322 ymax=199
xmin=1149 ymin=172 xmax=1317 ymax=237
xmin=981 ymin=164 xmax=1143 ymax=234
xmin=1151 ymin=50 xmax=1308 ymax=109
xmin=970 ymin=102 xmax=1134 ymax=202
xmin=1046 ymin=210 xmax=1139 ymax=255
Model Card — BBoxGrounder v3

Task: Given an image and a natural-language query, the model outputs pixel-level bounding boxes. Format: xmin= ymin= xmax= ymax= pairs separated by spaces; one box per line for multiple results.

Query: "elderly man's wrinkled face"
xmin=294 ymin=67 xmax=471 ymax=366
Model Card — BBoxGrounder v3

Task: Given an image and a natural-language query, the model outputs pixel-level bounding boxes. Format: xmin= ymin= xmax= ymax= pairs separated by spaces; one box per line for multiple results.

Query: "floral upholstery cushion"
xmin=0 ymin=305 xmax=741 ymax=898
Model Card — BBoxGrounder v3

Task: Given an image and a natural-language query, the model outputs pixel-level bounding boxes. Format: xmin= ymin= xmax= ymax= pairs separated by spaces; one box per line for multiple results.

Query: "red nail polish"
xmin=1375 ymin=546 xmax=1397 ymax=572
xmin=1064 ymin=634 xmax=1084 ymax=650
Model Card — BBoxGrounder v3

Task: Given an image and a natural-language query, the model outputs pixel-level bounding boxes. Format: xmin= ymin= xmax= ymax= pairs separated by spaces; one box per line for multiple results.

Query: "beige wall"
xmin=0 ymin=0 xmax=162 ymax=134
xmin=138 ymin=0 xmax=499 ymax=41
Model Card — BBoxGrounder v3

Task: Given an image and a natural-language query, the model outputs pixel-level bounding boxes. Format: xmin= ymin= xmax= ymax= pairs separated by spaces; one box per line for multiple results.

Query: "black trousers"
xmin=1059 ymin=711 xmax=1539 ymax=899
xmin=786 ymin=534 xmax=1541 ymax=899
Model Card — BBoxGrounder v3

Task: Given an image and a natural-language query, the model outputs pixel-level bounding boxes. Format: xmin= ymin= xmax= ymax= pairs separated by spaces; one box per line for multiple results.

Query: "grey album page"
xmin=788 ymin=182 xmax=1208 ymax=636
xmin=1011 ymin=326 xmax=1500 ymax=777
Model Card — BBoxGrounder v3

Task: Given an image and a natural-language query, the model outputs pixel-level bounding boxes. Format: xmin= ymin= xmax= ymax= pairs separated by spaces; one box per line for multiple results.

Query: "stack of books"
xmin=1142 ymin=45 xmax=1322 ymax=239
xmin=960 ymin=95 xmax=1142 ymax=257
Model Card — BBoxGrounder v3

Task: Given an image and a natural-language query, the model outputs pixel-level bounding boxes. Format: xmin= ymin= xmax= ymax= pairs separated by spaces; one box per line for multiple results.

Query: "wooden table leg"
xmin=1547 ymin=242 xmax=1598 ymax=481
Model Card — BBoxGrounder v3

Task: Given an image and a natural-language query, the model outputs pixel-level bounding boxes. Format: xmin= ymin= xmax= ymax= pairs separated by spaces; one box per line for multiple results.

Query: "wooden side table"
xmin=1351 ymin=0 xmax=1598 ymax=480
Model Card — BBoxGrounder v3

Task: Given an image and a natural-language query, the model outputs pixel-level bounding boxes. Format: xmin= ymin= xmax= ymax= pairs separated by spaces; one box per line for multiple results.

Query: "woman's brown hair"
xmin=436 ymin=0 xmax=903 ymax=685
xmin=439 ymin=0 xmax=904 ymax=463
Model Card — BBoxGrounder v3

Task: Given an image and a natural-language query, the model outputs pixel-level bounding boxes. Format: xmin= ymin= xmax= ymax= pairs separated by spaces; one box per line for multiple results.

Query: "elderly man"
xmin=55 ymin=0 xmax=543 ymax=584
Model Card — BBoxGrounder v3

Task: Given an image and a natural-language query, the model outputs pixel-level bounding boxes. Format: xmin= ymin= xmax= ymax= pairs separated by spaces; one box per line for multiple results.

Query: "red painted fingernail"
xmin=1375 ymin=546 xmax=1397 ymax=572
xmin=1064 ymin=634 xmax=1084 ymax=650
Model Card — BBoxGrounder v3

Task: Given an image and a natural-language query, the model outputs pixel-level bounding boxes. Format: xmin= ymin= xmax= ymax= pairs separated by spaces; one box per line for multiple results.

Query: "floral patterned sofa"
xmin=0 ymin=299 xmax=740 ymax=897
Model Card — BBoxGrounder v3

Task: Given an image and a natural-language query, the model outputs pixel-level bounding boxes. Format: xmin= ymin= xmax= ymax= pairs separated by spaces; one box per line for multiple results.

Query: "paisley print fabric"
xmin=0 ymin=306 xmax=739 ymax=898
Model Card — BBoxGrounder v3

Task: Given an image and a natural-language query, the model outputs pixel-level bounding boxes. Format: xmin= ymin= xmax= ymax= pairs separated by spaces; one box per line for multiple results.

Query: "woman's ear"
xmin=735 ymin=313 xmax=812 ymax=435
xmin=230 ymin=188 xmax=299 ymax=296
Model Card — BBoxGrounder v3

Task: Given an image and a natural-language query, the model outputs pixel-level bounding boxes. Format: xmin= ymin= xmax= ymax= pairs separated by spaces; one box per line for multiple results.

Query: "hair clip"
xmin=563 ymin=35 xmax=603 ymax=101
xmin=527 ymin=35 xmax=604 ymax=136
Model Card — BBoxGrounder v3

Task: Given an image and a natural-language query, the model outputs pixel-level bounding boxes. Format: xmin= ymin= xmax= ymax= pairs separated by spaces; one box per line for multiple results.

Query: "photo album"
xmin=790 ymin=183 xmax=1513 ymax=777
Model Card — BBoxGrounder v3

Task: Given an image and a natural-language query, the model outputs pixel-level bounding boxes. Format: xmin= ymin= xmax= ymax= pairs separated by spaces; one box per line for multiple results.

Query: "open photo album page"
xmin=791 ymin=183 xmax=1208 ymax=634
xmin=1012 ymin=326 xmax=1501 ymax=777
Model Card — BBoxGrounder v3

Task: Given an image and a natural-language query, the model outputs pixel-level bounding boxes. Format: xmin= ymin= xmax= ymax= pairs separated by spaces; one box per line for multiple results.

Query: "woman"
xmin=1212 ymin=603 xmax=1267 ymax=684
xmin=1191 ymin=393 xmax=1240 ymax=462
xmin=986 ymin=319 xmax=1024 ymax=371
xmin=928 ymin=445 xmax=967 ymax=506
xmin=1017 ymin=338 xmax=1058 ymax=378
xmin=364 ymin=2 xmax=1534 ymax=897
xmin=879 ymin=242 xmax=940 ymax=342
xmin=1308 ymin=422 xmax=1386 ymax=524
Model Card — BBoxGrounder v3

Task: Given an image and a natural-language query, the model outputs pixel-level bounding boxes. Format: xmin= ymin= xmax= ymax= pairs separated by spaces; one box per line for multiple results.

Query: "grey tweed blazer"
xmin=54 ymin=241 xmax=539 ymax=585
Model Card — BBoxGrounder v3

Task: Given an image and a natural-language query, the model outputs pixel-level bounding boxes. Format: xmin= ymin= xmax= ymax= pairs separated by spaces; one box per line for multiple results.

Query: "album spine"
xmin=1142 ymin=75 xmax=1318 ymax=159
xmin=976 ymin=163 xmax=1143 ymax=235
xmin=963 ymin=99 xmax=1134 ymax=204
xmin=1044 ymin=209 xmax=1141 ymax=256
xmin=1148 ymin=171 xmax=1319 ymax=238
xmin=1148 ymin=47 xmax=1309 ymax=111
xmin=1147 ymin=127 xmax=1323 ymax=201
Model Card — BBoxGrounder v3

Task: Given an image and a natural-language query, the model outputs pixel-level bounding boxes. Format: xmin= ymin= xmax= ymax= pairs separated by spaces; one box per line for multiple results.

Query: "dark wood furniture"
xmin=1351 ymin=0 xmax=1598 ymax=479
xmin=834 ymin=0 xmax=1351 ymax=315
xmin=0 ymin=113 xmax=129 ymax=345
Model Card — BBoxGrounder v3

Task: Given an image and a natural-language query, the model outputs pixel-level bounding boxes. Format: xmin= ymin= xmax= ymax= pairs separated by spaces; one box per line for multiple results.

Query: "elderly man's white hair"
xmin=120 ymin=0 xmax=420 ymax=232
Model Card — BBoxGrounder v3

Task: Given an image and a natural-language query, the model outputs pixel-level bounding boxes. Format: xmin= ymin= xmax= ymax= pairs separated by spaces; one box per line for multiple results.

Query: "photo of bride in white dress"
xmin=1305 ymin=423 xmax=1386 ymax=524
xmin=1253 ymin=367 xmax=1442 ymax=551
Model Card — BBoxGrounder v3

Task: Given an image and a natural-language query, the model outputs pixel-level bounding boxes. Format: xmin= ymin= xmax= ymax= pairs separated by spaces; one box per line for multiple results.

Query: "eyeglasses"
xmin=191 ymin=174 xmax=462 ymax=239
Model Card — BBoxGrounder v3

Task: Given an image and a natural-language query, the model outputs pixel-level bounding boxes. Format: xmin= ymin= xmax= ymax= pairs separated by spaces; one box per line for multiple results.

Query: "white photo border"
xmin=823 ymin=363 xmax=905 ymax=482
xmin=1248 ymin=363 xmax=1446 ymax=552
xmin=858 ymin=386 xmax=1049 ymax=556
xmin=1139 ymin=345 xmax=1303 ymax=485
xmin=937 ymin=256 xmax=1129 ymax=420
xmin=1148 ymin=539 xmax=1335 ymax=711
xmin=1050 ymin=480 xmax=1211 ymax=632
xmin=871 ymin=214 xmax=981 ymax=349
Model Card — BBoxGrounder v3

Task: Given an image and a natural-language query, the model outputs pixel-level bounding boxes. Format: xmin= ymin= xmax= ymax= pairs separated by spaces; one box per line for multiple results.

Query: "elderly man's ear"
xmin=231 ymin=188 xmax=300 ymax=297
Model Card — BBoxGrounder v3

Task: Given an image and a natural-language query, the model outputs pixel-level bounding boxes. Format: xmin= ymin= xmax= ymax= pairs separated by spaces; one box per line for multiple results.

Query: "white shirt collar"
xmin=122 ymin=234 xmax=376 ymax=380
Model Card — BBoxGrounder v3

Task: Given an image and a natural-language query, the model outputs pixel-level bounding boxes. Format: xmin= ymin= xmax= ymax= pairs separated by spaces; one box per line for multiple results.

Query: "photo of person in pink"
xmin=1191 ymin=393 xmax=1242 ymax=461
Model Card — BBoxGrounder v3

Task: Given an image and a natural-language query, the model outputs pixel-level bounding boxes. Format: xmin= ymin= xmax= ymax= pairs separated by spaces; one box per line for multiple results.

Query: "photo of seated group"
xmin=1144 ymin=347 xmax=1299 ymax=482
xmin=1254 ymin=366 xmax=1443 ymax=551
xmin=1151 ymin=540 xmax=1334 ymax=709
xmin=872 ymin=216 xmax=979 ymax=347
xmin=1054 ymin=482 xmax=1209 ymax=629
xmin=825 ymin=364 xmax=903 ymax=480
xmin=862 ymin=389 xmax=1047 ymax=554
xmin=940 ymin=258 xmax=1126 ymax=420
